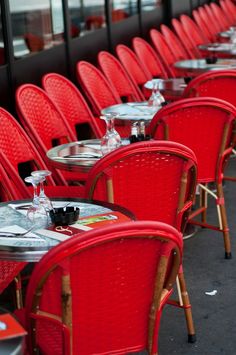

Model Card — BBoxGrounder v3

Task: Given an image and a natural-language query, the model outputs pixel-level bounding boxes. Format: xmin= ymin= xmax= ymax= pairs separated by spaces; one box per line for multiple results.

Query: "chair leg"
xmin=178 ymin=270 xmax=196 ymax=343
xmin=200 ymin=184 xmax=207 ymax=224
xmin=15 ymin=274 xmax=23 ymax=309
xmin=216 ymin=183 xmax=232 ymax=259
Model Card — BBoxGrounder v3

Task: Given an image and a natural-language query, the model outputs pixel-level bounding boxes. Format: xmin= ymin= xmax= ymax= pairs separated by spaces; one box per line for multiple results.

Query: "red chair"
xmin=150 ymin=97 xmax=236 ymax=259
xmin=98 ymin=50 xmax=144 ymax=102
xmin=16 ymin=84 xmax=89 ymax=185
xmin=198 ymin=6 xmax=218 ymax=42
xmin=76 ymin=60 xmax=121 ymax=116
xmin=132 ymin=37 xmax=168 ymax=79
xmin=180 ymin=14 xmax=209 ymax=54
xmin=210 ymin=2 xmax=231 ymax=30
xmin=116 ymin=44 xmax=151 ymax=98
xmin=204 ymin=4 xmax=223 ymax=34
xmin=220 ymin=0 xmax=236 ymax=25
xmin=85 ymin=140 xmax=198 ymax=342
xmin=0 ymin=107 xmax=85 ymax=197
xmin=160 ymin=24 xmax=189 ymax=61
xmin=192 ymin=9 xmax=215 ymax=43
xmin=42 ymin=73 xmax=103 ymax=139
xmin=172 ymin=18 xmax=200 ymax=59
xmin=149 ymin=29 xmax=178 ymax=77
xmin=22 ymin=221 xmax=182 ymax=354
xmin=183 ymin=69 xmax=236 ymax=106
xmin=76 ymin=61 xmax=129 ymax=137
xmin=222 ymin=0 xmax=236 ymax=21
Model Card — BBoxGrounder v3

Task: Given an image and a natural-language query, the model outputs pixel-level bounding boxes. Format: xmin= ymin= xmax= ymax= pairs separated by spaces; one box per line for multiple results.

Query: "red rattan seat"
xmin=210 ymin=2 xmax=231 ymax=30
xmin=42 ymin=73 xmax=103 ymax=139
xmin=149 ymin=30 xmax=178 ymax=77
xmin=23 ymin=221 xmax=183 ymax=354
xmin=192 ymin=9 xmax=215 ymax=43
xmin=150 ymin=97 xmax=236 ymax=259
xmin=204 ymin=4 xmax=223 ymax=34
xmin=161 ymin=24 xmax=189 ymax=61
xmin=98 ymin=50 xmax=145 ymax=102
xmin=85 ymin=140 xmax=198 ymax=342
xmin=76 ymin=60 xmax=130 ymax=137
xmin=220 ymin=0 xmax=236 ymax=24
xmin=198 ymin=6 xmax=219 ymax=41
xmin=132 ymin=36 xmax=168 ymax=79
xmin=180 ymin=15 xmax=209 ymax=57
xmin=116 ymin=44 xmax=151 ymax=98
xmin=172 ymin=18 xmax=200 ymax=59
xmin=221 ymin=0 xmax=236 ymax=22
xmin=16 ymin=84 xmax=88 ymax=185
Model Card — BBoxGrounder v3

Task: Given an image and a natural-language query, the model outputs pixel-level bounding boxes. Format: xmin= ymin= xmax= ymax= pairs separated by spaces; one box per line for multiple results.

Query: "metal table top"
xmin=0 ymin=198 xmax=134 ymax=262
xmin=101 ymin=102 xmax=160 ymax=122
xmin=47 ymin=139 xmax=130 ymax=173
xmin=174 ymin=58 xmax=236 ymax=74
xmin=198 ymin=42 xmax=236 ymax=55
xmin=144 ymin=78 xmax=186 ymax=98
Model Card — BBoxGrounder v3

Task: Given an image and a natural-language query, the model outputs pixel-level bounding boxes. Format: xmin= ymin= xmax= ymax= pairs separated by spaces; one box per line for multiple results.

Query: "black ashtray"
xmin=49 ymin=206 xmax=80 ymax=226
xmin=206 ymin=56 xmax=218 ymax=64
xmin=184 ymin=77 xmax=192 ymax=84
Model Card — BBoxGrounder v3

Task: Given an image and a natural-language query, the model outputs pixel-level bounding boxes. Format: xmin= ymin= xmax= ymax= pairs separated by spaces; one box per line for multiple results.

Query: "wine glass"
xmin=100 ymin=112 xmax=121 ymax=155
xmin=148 ymin=79 xmax=165 ymax=111
xmin=31 ymin=170 xmax=53 ymax=211
xmin=24 ymin=175 xmax=48 ymax=226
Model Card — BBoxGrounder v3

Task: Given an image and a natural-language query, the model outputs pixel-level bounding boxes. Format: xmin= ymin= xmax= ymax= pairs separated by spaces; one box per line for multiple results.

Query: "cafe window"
xmin=9 ymin=0 xmax=65 ymax=59
xmin=68 ymin=0 xmax=106 ymax=38
xmin=141 ymin=0 xmax=162 ymax=12
xmin=110 ymin=0 xmax=138 ymax=22
xmin=0 ymin=9 xmax=5 ymax=65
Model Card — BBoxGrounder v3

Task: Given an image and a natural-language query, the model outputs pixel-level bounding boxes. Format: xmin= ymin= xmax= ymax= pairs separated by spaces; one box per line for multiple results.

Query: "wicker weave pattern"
xmin=116 ymin=44 xmax=151 ymax=87
xmin=0 ymin=261 xmax=27 ymax=294
xmin=98 ymin=51 xmax=144 ymax=102
xmin=149 ymin=30 xmax=177 ymax=78
xmin=16 ymin=84 xmax=76 ymax=152
xmin=183 ymin=70 xmax=236 ymax=108
xmin=133 ymin=37 xmax=168 ymax=79
xmin=42 ymin=73 xmax=103 ymax=138
xmin=172 ymin=19 xmax=199 ymax=59
xmin=180 ymin=15 xmax=208 ymax=50
xmin=210 ymin=3 xmax=230 ymax=30
xmin=192 ymin=10 xmax=214 ymax=43
xmin=150 ymin=98 xmax=236 ymax=182
xmin=76 ymin=61 xmax=121 ymax=115
xmin=24 ymin=221 xmax=182 ymax=354
xmin=161 ymin=25 xmax=189 ymax=61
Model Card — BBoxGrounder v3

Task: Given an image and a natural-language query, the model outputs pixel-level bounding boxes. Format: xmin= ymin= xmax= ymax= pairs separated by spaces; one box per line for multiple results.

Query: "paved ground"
xmin=158 ymin=157 xmax=236 ymax=355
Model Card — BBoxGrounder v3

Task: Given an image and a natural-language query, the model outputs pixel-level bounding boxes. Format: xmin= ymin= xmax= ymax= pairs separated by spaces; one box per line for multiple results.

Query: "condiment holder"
xmin=205 ymin=56 xmax=218 ymax=64
xmin=49 ymin=206 xmax=80 ymax=226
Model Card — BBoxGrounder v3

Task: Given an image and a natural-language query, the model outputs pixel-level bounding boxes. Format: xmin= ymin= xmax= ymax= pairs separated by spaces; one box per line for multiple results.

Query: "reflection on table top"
xmin=198 ymin=42 xmax=236 ymax=54
xmin=174 ymin=58 xmax=236 ymax=73
xmin=0 ymin=198 xmax=134 ymax=262
xmin=219 ymin=30 xmax=232 ymax=38
xmin=47 ymin=139 xmax=130 ymax=172
xmin=144 ymin=78 xmax=186 ymax=97
xmin=101 ymin=102 xmax=160 ymax=122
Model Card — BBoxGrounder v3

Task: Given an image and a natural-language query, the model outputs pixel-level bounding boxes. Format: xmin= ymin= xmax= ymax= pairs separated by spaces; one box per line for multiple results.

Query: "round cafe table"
xmin=174 ymin=58 xmax=236 ymax=75
xmin=198 ymin=42 xmax=236 ymax=56
xmin=0 ymin=198 xmax=135 ymax=262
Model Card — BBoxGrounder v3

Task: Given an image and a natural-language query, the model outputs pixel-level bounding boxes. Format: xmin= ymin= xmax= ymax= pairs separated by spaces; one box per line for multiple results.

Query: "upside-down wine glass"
xmin=31 ymin=170 xmax=53 ymax=211
xmin=100 ymin=112 xmax=121 ymax=155
xmin=148 ymin=79 xmax=165 ymax=112
xmin=24 ymin=175 xmax=48 ymax=226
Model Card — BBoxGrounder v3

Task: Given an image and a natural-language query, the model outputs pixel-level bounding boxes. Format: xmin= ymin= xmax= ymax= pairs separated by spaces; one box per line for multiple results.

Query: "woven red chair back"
xmin=24 ymin=221 xmax=182 ymax=355
xmin=204 ymin=4 xmax=223 ymax=33
xmin=42 ymin=73 xmax=103 ymax=139
xmin=222 ymin=0 xmax=236 ymax=21
xmin=172 ymin=18 xmax=199 ymax=59
xmin=116 ymin=44 xmax=151 ymax=88
xmin=180 ymin=15 xmax=208 ymax=49
xmin=210 ymin=2 xmax=231 ymax=30
xmin=192 ymin=9 xmax=214 ymax=42
xmin=198 ymin=6 xmax=219 ymax=39
xmin=150 ymin=97 xmax=236 ymax=183
xmin=0 ymin=107 xmax=56 ymax=189
xmin=183 ymin=70 xmax=236 ymax=107
xmin=76 ymin=60 xmax=121 ymax=116
xmin=160 ymin=24 xmax=189 ymax=61
xmin=149 ymin=30 xmax=177 ymax=77
xmin=98 ymin=50 xmax=144 ymax=102
xmin=220 ymin=0 xmax=235 ymax=24
xmin=132 ymin=37 xmax=168 ymax=79
xmin=85 ymin=141 xmax=197 ymax=231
